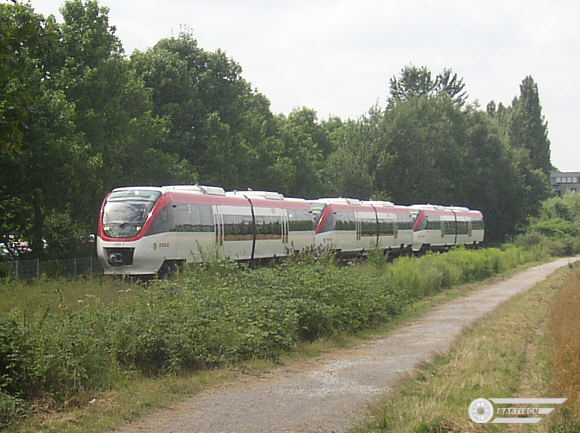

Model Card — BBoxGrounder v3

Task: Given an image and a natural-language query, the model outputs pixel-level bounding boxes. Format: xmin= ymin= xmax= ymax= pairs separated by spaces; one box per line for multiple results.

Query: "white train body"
xmin=97 ymin=186 xmax=314 ymax=275
xmin=410 ymin=205 xmax=485 ymax=252
xmin=310 ymin=198 xmax=414 ymax=254
xmin=97 ymin=185 xmax=485 ymax=275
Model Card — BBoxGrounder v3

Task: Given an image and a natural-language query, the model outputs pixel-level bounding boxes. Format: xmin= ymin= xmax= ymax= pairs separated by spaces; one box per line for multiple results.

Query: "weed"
xmin=0 ymin=246 xmax=562 ymax=430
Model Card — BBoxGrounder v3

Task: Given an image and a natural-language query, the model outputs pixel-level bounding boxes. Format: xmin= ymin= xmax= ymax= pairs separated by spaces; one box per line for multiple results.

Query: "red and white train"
xmin=97 ymin=185 xmax=484 ymax=275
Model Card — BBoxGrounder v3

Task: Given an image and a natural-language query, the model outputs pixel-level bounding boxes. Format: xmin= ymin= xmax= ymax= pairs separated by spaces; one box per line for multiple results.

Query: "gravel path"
xmin=114 ymin=257 xmax=579 ymax=433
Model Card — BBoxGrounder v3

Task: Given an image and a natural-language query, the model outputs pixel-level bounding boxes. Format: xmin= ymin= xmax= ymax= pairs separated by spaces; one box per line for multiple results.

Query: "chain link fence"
xmin=0 ymin=256 xmax=103 ymax=279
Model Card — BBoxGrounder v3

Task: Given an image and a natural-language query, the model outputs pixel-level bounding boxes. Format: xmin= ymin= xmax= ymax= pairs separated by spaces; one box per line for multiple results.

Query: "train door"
xmin=377 ymin=212 xmax=396 ymax=249
xmin=173 ymin=203 xmax=215 ymax=262
xmin=215 ymin=204 xmax=254 ymax=260
xmin=356 ymin=210 xmax=378 ymax=250
xmin=252 ymin=206 xmax=286 ymax=259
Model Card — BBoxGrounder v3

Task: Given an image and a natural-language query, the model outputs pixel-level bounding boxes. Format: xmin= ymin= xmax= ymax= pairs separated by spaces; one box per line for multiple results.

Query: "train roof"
xmin=227 ymin=190 xmax=284 ymax=200
xmin=313 ymin=197 xmax=364 ymax=206
xmin=363 ymin=200 xmax=395 ymax=207
xmin=112 ymin=185 xmax=227 ymax=196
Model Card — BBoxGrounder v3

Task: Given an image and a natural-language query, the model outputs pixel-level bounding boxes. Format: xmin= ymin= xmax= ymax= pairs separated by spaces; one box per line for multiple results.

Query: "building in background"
xmin=551 ymin=171 xmax=580 ymax=195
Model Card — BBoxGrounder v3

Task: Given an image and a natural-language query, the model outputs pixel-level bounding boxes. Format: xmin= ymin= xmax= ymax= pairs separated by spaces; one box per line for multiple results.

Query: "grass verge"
xmin=350 ymin=262 xmax=580 ymax=433
xmin=6 ymin=255 xmax=547 ymax=433
xmin=0 ymin=246 xmax=549 ymax=431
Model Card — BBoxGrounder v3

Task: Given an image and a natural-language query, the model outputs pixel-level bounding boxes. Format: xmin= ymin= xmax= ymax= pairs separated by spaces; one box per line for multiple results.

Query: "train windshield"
xmin=309 ymin=201 xmax=327 ymax=226
xmin=102 ymin=190 xmax=161 ymax=238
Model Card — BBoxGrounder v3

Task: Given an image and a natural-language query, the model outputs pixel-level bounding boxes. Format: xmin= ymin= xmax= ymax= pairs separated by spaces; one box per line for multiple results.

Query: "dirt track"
xmin=113 ymin=257 xmax=579 ymax=433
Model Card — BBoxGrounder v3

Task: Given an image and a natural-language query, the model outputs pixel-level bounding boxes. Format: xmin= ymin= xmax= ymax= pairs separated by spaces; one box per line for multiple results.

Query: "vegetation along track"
xmin=112 ymin=256 xmax=580 ymax=433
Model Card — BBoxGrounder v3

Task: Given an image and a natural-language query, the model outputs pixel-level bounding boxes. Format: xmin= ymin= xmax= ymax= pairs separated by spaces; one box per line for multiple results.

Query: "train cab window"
xmin=416 ymin=215 xmax=428 ymax=231
xmin=309 ymin=202 xmax=327 ymax=226
xmin=103 ymin=190 xmax=161 ymax=238
xmin=319 ymin=211 xmax=335 ymax=233
xmin=147 ymin=205 xmax=172 ymax=236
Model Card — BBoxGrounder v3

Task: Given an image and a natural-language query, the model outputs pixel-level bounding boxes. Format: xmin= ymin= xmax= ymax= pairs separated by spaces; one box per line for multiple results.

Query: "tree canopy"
xmin=0 ymin=1 xmax=554 ymax=257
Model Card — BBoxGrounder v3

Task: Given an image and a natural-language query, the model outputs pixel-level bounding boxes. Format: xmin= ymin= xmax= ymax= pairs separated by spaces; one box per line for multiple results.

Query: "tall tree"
xmin=461 ymin=110 xmax=530 ymax=241
xmin=0 ymin=2 xmax=59 ymax=154
xmin=388 ymin=65 xmax=467 ymax=107
xmin=0 ymin=2 xmax=89 ymax=255
xmin=130 ymin=30 xmax=280 ymax=190
xmin=508 ymin=76 xmax=552 ymax=176
xmin=57 ymin=0 xmax=193 ymax=225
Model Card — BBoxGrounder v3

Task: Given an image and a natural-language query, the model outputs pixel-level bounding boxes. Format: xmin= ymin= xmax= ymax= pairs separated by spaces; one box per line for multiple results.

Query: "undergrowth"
xmin=0 ymin=245 xmax=546 ymax=429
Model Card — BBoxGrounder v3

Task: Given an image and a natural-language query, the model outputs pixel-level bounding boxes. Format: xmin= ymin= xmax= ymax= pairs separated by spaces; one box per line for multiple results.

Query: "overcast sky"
xmin=25 ymin=0 xmax=580 ymax=171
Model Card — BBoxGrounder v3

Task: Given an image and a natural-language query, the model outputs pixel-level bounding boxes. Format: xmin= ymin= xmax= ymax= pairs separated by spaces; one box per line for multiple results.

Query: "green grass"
xmin=350 ymin=263 xmax=580 ymax=433
xmin=0 ymin=246 xmax=549 ymax=431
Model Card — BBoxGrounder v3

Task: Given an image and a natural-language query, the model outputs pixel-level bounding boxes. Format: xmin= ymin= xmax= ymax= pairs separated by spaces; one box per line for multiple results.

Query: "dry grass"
xmin=352 ymin=264 xmax=579 ymax=433
xmin=549 ymin=267 xmax=580 ymax=417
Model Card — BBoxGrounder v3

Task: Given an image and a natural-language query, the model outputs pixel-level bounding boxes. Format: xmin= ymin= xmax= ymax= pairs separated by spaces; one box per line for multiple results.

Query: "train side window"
xmin=335 ymin=211 xmax=355 ymax=231
xmin=426 ymin=216 xmax=440 ymax=230
xmin=378 ymin=217 xmax=394 ymax=236
xmin=289 ymin=209 xmax=314 ymax=231
xmin=197 ymin=205 xmax=214 ymax=232
xmin=361 ymin=217 xmax=377 ymax=236
xmin=255 ymin=215 xmax=282 ymax=240
xmin=173 ymin=204 xmax=194 ymax=232
xmin=172 ymin=204 xmax=214 ymax=232
xmin=223 ymin=214 xmax=253 ymax=241
xmin=396 ymin=214 xmax=413 ymax=231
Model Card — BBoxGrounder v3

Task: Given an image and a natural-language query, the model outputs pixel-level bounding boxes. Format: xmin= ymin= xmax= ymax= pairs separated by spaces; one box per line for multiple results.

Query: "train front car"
xmin=311 ymin=198 xmax=374 ymax=255
xmin=98 ymin=187 xmax=168 ymax=275
xmin=98 ymin=186 xmax=317 ymax=275
xmin=410 ymin=204 xmax=485 ymax=252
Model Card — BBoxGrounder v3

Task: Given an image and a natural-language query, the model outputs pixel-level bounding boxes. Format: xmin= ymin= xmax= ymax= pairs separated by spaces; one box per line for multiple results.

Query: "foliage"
xmin=0 ymin=1 xmax=556 ymax=256
xmin=515 ymin=195 xmax=580 ymax=256
xmin=0 ymin=246 xmax=545 ymax=429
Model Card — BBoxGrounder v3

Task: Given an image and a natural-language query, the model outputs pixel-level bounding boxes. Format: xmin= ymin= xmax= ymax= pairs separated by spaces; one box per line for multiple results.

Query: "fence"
xmin=1 ymin=256 xmax=103 ymax=279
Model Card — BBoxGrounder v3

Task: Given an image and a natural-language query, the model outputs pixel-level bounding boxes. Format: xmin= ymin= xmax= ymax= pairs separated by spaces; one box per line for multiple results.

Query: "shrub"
xmin=0 ymin=246 xmax=548 ymax=429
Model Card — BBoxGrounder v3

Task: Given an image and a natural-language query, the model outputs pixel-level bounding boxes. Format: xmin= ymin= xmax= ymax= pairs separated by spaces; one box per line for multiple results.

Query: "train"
xmin=97 ymin=185 xmax=484 ymax=275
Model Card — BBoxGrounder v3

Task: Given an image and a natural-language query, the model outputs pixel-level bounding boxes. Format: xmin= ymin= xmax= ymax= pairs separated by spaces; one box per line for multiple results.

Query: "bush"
xmin=0 ymin=246 xmax=547 ymax=429
xmin=0 ymin=391 xmax=25 ymax=430
xmin=515 ymin=195 xmax=580 ymax=256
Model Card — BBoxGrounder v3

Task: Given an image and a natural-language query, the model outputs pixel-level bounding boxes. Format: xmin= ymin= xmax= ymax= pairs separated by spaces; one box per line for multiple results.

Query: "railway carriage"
xmin=98 ymin=184 xmax=485 ymax=276
xmin=97 ymin=185 xmax=314 ymax=275
xmin=363 ymin=200 xmax=414 ymax=253
xmin=410 ymin=204 xmax=484 ymax=252
xmin=311 ymin=198 xmax=414 ymax=256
